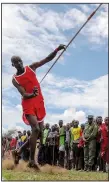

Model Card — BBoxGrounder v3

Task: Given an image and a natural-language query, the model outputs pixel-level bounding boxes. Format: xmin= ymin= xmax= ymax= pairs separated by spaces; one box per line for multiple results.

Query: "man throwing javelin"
xmin=11 ymin=44 xmax=66 ymax=169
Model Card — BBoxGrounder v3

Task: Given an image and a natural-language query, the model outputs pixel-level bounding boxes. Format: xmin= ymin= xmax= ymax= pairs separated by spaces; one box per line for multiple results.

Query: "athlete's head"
xmin=11 ymin=56 xmax=23 ymax=69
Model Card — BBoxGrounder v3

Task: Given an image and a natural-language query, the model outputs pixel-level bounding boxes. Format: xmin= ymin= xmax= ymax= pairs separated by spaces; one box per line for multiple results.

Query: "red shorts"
xmin=22 ymin=98 xmax=46 ymax=125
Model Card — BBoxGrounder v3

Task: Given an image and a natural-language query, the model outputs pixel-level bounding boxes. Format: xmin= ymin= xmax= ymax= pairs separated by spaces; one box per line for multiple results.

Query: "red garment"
xmin=78 ymin=131 xmax=85 ymax=148
xmin=14 ymin=66 xmax=46 ymax=125
xmin=10 ymin=138 xmax=17 ymax=149
xmin=100 ymin=123 xmax=109 ymax=163
xmin=96 ymin=125 xmax=102 ymax=143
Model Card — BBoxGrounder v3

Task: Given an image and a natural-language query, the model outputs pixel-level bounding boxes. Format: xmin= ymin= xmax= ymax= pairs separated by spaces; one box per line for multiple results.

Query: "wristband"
xmin=54 ymin=48 xmax=59 ymax=53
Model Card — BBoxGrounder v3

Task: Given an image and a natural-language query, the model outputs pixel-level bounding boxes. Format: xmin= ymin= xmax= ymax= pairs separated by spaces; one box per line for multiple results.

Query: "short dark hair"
xmin=11 ymin=56 xmax=22 ymax=62
xmin=59 ymin=120 xmax=63 ymax=123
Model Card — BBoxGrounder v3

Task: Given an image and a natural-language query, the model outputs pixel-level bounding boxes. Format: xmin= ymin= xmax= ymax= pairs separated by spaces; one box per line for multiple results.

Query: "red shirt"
xmin=10 ymin=138 xmax=17 ymax=149
xmin=13 ymin=66 xmax=46 ymax=124
xmin=96 ymin=124 xmax=102 ymax=143
xmin=100 ymin=123 xmax=108 ymax=162
xmin=14 ymin=66 xmax=44 ymax=103
xmin=78 ymin=131 xmax=85 ymax=148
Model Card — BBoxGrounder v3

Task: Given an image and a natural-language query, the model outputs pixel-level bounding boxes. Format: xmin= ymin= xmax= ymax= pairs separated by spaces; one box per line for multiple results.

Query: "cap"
xmin=87 ymin=115 xmax=94 ymax=119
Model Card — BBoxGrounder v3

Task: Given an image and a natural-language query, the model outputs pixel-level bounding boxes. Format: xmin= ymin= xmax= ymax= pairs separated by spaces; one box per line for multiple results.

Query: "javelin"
xmin=40 ymin=4 xmax=103 ymax=84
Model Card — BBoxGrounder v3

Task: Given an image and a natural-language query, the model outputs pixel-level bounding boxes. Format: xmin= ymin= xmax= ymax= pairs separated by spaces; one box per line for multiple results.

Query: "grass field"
xmin=2 ymin=169 xmax=108 ymax=181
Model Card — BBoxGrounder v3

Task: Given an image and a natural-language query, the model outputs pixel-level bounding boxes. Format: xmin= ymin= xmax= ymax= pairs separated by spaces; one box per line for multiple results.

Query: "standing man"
xmin=11 ymin=44 xmax=66 ymax=168
xmin=21 ymin=130 xmax=28 ymax=161
xmin=78 ymin=124 xmax=85 ymax=170
xmin=47 ymin=125 xmax=59 ymax=165
xmin=38 ymin=123 xmax=50 ymax=165
xmin=58 ymin=120 xmax=65 ymax=167
xmin=65 ymin=123 xmax=71 ymax=169
xmin=100 ymin=117 xmax=109 ymax=172
xmin=83 ymin=115 xmax=98 ymax=171
xmin=21 ymin=130 xmax=27 ymax=144
xmin=70 ymin=120 xmax=81 ymax=170
xmin=95 ymin=116 xmax=103 ymax=171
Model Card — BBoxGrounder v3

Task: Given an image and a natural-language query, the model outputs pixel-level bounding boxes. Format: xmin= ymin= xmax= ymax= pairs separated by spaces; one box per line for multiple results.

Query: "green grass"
xmin=2 ymin=169 xmax=108 ymax=181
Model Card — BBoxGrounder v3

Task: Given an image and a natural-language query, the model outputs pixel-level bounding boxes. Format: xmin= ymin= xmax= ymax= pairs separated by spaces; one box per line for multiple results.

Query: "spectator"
xmin=95 ymin=116 xmax=103 ymax=171
xmin=38 ymin=123 xmax=50 ymax=165
xmin=83 ymin=115 xmax=98 ymax=171
xmin=16 ymin=132 xmax=22 ymax=149
xmin=65 ymin=123 xmax=71 ymax=169
xmin=27 ymin=130 xmax=31 ymax=138
xmin=100 ymin=117 xmax=109 ymax=172
xmin=21 ymin=130 xmax=27 ymax=144
xmin=10 ymin=137 xmax=17 ymax=150
xmin=58 ymin=120 xmax=65 ymax=167
xmin=70 ymin=120 xmax=81 ymax=170
xmin=78 ymin=124 xmax=85 ymax=170
xmin=47 ymin=125 xmax=59 ymax=165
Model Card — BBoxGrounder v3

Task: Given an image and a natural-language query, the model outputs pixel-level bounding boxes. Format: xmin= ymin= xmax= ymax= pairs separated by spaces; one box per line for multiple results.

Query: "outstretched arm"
xmin=29 ymin=44 xmax=66 ymax=71
xmin=12 ymin=78 xmax=38 ymax=99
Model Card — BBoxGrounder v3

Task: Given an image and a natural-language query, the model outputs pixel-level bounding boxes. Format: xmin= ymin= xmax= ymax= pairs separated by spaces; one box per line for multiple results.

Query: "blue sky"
xmin=2 ymin=4 xmax=108 ymax=133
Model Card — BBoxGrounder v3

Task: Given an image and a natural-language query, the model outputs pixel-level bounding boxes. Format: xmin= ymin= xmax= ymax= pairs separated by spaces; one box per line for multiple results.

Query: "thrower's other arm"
xmin=29 ymin=44 xmax=66 ymax=71
xmin=12 ymin=78 xmax=38 ymax=99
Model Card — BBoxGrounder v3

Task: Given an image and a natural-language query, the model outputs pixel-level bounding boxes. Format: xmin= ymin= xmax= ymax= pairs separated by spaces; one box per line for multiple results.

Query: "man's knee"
xmin=32 ymin=125 xmax=40 ymax=133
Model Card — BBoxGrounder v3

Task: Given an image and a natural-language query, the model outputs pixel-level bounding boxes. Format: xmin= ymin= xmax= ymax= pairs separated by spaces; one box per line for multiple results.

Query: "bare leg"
xmin=26 ymin=114 xmax=40 ymax=166
xmin=12 ymin=115 xmax=40 ymax=169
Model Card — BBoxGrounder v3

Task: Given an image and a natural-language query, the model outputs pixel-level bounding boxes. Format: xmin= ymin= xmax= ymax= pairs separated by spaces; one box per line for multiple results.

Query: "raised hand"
xmin=57 ymin=44 xmax=66 ymax=51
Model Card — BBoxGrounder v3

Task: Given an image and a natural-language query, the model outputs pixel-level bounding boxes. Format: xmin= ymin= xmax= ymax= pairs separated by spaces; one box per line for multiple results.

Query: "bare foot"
xmin=27 ymin=161 xmax=40 ymax=171
xmin=12 ymin=150 xmax=20 ymax=165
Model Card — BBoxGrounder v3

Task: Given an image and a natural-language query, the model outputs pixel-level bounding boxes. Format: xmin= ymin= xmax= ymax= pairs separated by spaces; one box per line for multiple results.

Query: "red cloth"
xmin=10 ymin=138 xmax=17 ymax=149
xmin=78 ymin=131 xmax=85 ymax=148
xmin=100 ymin=123 xmax=109 ymax=163
xmin=96 ymin=125 xmax=102 ymax=143
xmin=14 ymin=66 xmax=46 ymax=125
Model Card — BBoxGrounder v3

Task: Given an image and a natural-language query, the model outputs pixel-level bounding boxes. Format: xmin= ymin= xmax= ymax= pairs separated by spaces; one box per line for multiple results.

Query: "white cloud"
xmin=2 ymin=4 xmax=108 ymax=70
xmin=83 ymin=4 xmax=108 ymax=45
xmin=74 ymin=111 xmax=86 ymax=122
xmin=63 ymin=108 xmax=86 ymax=123
xmin=79 ymin=4 xmax=91 ymax=13
xmin=2 ymin=125 xmax=24 ymax=137
xmin=41 ymin=73 xmax=108 ymax=111
xmin=2 ymin=73 xmax=13 ymax=89
xmin=2 ymin=105 xmax=22 ymax=126
xmin=2 ymin=127 xmax=7 ymax=134
xmin=44 ymin=108 xmax=86 ymax=126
